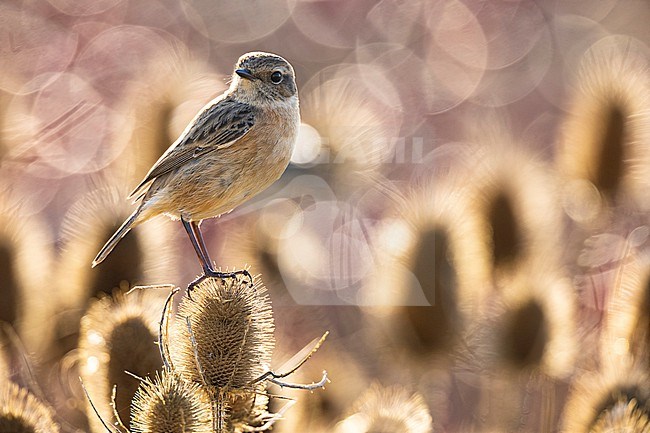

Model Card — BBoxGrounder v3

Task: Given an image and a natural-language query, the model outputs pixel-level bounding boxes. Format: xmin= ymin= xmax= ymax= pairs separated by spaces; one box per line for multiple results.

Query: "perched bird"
xmin=93 ymin=52 xmax=300 ymax=286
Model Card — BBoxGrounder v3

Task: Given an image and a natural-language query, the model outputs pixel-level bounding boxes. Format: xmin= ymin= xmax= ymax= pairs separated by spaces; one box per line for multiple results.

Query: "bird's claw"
xmin=186 ymin=269 xmax=254 ymax=299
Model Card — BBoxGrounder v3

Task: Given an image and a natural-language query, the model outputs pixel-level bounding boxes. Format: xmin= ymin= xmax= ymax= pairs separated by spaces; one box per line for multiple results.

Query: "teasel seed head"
xmin=59 ymin=183 xmax=177 ymax=304
xmin=0 ymin=191 xmax=54 ymax=355
xmin=0 ymin=381 xmax=60 ymax=433
xmin=493 ymin=270 xmax=577 ymax=378
xmin=590 ymin=399 xmax=650 ymax=433
xmin=299 ymin=65 xmax=402 ymax=192
xmin=225 ymin=387 xmax=270 ymax=432
xmin=334 ymin=383 xmax=433 ymax=433
xmin=54 ymin=183 xmax=176 ymax=363
xmin=364 ymin=178 xmax=489 ymax=360
xmin=130 ymin=371 xmax=213 ymax=433
xmin=79 ymin=289 xmax=165 ymax=432
xmin=562 ymin=365 xmax=650 ymax=432
xmin=557 ymin=36 xmax=650 ymax=216
xmin=463 ymin=144 xmax=561 ymax=288
xmin=170 ymin=274 xmax=275 ymax=390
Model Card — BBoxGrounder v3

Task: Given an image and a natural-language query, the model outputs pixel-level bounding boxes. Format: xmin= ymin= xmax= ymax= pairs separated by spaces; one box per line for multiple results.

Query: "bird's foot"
xmin=187 ymin=268 xmax=253 ymax=299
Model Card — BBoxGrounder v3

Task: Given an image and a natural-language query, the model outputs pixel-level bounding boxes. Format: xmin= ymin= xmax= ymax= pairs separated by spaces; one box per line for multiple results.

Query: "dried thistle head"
xmin=170 ymin=274 xmax=275 ymax=390
xmin=335 ymin=384 xmax=433 ymax=433
xmin=130 ymin=371 xmax=213 ymax=433
xmin=557 ymin=37 xmax=650 ymax=214
xmin=562 ymin=366 xmax=650 ymax=432
xmin=0 ymin=381 xmax=60 ymax=433
xmin=224 ymin=387 xmax=270 ymax=432
xmin=79 ymin=289 xmax=166 ymax=432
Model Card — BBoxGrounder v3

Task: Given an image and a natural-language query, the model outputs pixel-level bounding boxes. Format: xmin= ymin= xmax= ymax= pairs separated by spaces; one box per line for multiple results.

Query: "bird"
xmin=92 ymin=51 xmax=300 ymax=287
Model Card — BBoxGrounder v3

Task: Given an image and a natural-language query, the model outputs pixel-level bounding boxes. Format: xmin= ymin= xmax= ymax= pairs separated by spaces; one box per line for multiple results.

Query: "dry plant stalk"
xmin=0 ymin=193 xmax=53 ymax=355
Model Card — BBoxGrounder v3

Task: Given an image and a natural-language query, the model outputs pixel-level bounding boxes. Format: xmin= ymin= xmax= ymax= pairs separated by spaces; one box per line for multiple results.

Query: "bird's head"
xmin=231 ymin=52 xmax=298 ymax=104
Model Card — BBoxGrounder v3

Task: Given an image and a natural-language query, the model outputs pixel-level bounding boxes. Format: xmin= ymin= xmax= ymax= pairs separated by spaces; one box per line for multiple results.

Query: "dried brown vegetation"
xmin=0 ymin=1 xmax=648 ymax=432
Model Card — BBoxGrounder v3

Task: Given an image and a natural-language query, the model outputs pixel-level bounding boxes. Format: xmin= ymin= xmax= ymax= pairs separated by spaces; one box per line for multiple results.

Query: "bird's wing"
xmin=128 ymin=98 xmax=256 ymax=200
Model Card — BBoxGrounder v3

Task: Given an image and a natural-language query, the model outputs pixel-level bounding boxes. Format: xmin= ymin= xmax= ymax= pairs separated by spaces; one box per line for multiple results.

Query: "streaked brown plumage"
xmin=92 ymin=52 xmax=299 ymax=281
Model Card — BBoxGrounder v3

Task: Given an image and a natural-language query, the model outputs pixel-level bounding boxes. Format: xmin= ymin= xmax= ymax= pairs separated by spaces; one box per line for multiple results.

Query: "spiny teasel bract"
xmin=0 ymin=192 xmax=54 ymax=356
xmin=601 ymin=248 xmax=650 ymax=372
xmin=461 ymin=143 xmax=562 ymax=290
xmin=130 ymin=370 xmax=213 ymax=433
xmin=0 ymin=380 xmax=60 ymax=433
xmin=556 ymin=36 xmax=650 ymax=217
xmin=561 ymin=365 xmax=650 ymax=432
xmin=114 ymin=47 xmax=226 ymax=184
xmin=363 ymin=178 xmax=487 ymax=360
xmin=334 ymin=383 xmax=433 ymax=433
xmin=79 ymin=289 xmax=166 ymax=432
xmin=169 ymin=274 xmax=275 ymax=430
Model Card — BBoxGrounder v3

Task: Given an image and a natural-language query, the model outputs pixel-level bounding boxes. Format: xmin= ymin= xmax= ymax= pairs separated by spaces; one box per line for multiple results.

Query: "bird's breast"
xmin=147 ymin=105 xmax=298 ymax=221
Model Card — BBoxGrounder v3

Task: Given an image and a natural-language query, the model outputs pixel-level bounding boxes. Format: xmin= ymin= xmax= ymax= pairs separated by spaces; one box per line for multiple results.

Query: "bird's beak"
xmin=235 ymin=68 xmax=255 ymax=80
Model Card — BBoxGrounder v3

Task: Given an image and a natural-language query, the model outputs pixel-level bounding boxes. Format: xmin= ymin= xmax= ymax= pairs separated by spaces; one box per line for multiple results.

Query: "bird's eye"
xmin=270 ymin=71 xmax=283 ymax=84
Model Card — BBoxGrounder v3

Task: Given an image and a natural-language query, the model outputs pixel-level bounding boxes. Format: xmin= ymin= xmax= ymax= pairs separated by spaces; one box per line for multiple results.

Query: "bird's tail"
xmin=92 ymin=209 xmax=141 ymax=267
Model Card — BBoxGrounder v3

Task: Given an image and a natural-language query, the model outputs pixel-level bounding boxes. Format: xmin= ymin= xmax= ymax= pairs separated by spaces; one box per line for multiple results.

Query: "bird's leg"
xmin=181 ymin=218 xmax=252 ymax=293
xmin=182 ymin=217 xmax=211 ymax=273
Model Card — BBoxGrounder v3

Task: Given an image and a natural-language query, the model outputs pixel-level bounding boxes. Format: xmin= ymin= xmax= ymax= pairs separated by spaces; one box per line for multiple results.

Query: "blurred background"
xmin=0 ymin=0 xmax=649 ymax=431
